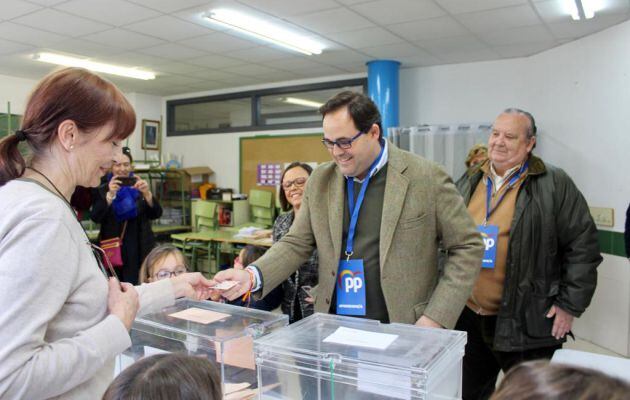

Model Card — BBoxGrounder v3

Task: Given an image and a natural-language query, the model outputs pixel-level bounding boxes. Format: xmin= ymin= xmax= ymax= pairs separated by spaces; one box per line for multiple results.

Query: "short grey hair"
xmin=502 ymin=108 xmax=537 ymax=139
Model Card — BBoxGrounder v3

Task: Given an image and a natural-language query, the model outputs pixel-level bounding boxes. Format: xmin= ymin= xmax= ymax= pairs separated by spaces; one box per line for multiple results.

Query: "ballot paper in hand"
xmin=211 ymin=280 xmax=238 ymax=291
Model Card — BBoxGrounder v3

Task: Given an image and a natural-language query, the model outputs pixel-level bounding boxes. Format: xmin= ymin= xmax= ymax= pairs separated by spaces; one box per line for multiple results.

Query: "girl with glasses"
xmin=139 ymin=244 xmax=189 ymax=284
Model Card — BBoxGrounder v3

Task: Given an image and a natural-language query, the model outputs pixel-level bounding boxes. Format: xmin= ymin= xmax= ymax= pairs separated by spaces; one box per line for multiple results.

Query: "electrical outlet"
xmin=589 ymin=207 xmax=614 ymax=227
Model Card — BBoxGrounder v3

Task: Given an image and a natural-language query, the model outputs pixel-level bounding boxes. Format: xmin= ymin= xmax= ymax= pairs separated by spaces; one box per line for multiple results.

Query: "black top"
xmin=272 ymin=210 xmax=319 ymax=323
xmin=91 ymin=184 xmax=162 ymax=285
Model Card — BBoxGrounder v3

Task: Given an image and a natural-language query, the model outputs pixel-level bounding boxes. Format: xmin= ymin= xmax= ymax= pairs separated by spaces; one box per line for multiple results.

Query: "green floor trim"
xmin=598 ymin=229 xmax=627 ymax=257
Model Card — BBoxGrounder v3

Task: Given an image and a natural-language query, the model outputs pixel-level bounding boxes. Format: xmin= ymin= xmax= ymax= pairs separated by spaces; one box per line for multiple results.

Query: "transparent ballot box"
xmin=119 ymin=299 xmax=288 ymax=399
xmin=254 ymin=313 xmax=466 ymax=400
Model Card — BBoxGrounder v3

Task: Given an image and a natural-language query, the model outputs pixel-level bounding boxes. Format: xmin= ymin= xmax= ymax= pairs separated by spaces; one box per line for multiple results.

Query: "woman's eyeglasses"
xmin=282 ymin=177 xmax=307 ymax=190
xmin=154 ymin=267 xmax=188 ymax=280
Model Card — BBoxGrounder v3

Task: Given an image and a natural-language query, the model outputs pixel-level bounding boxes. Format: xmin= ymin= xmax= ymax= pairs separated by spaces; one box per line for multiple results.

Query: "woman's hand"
xmin=170 ymin=272 xmax=217 ymax=301
xmin=107 ymin=278 xmax=139 ymax=330
xmin=106 ymin=175 xmax=121 ymax=204
xmin=134 ymin=177 xmax=153 ymax=205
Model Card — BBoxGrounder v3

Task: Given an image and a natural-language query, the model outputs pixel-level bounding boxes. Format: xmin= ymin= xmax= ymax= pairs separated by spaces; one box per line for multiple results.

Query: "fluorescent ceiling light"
xmin=33 ymin=52 xmax=155 ymax=80
xmin=205 ymin=9 xmax=324 ymax=56
xmin=283 ymin=97 xmax=323 ymax=108
xmin=564 ymin=0 xmax=603 ymax=20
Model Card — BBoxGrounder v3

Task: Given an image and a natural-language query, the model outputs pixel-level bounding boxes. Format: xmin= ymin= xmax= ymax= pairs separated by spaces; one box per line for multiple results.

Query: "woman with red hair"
xmin=0 ymin=68 xmax=214 ymax=399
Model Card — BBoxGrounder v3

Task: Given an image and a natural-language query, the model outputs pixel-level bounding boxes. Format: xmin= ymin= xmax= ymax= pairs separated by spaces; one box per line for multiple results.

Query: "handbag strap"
xmin=120 ymin=220 xmax=128 ymax=241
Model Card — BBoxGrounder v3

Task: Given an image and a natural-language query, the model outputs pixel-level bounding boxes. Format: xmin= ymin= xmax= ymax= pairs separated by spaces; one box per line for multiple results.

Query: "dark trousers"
xmin=455 ymin=306 xmax=561 ymax=400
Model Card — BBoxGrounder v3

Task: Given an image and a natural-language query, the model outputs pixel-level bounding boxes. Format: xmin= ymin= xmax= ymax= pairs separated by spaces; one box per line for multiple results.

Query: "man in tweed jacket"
xmin=215 ymin=91 xmax=483 ymax=329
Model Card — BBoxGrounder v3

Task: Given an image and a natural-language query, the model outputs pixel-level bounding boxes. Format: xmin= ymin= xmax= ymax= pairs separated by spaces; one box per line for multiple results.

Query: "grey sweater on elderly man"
xmin=0 ymin=180 xmax=175 ymax=400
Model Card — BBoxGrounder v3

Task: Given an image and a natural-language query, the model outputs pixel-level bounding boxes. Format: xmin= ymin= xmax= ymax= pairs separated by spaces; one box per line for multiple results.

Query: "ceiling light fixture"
xmin=205 ymin=9 xmax=324 ymax=56
xmin=565 ymin=0 xmax=602 ymax=20
xmin=33 ymin=52 xmax=156 ymax=80
xmin=282 ymin=97 xmax=323 ymax=108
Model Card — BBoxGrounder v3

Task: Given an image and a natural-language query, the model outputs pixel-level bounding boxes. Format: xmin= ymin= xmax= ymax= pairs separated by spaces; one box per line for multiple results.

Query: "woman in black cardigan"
xmin=91 ymin=147 xmax=162 ymax=284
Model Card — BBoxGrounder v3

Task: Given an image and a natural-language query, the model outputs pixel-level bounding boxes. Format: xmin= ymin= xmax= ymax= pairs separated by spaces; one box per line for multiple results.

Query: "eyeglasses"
xmin=321 ymin=131 xmax=365 ymax=150
xmin=154 ymin=267 xmax=188 ymax=280
xmin=282 ymin=177 xmax=307 ymax=190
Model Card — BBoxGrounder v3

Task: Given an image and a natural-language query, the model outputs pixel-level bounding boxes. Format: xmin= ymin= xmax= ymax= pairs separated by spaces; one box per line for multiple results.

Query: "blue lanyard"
xmin=484 ymin=161 xmax=528 ymax=225
xmin=345 ymin=145 xmax=385 ymax=260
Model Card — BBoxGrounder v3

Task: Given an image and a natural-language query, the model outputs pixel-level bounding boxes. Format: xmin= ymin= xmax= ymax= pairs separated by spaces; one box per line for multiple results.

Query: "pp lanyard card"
xmin=478 ymin=224 xmax=499 ymax=269
xmin=336 ymin=259 xmax=366 ymax=316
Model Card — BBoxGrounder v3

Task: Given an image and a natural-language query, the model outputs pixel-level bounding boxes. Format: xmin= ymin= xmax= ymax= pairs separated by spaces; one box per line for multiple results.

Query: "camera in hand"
xmin=117 ymin=176 xmax=136 ymax=186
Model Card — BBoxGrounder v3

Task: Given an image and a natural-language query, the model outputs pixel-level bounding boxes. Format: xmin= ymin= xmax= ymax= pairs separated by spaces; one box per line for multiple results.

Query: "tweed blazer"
xmin=255 ymin=144 xmax=483 ymax=328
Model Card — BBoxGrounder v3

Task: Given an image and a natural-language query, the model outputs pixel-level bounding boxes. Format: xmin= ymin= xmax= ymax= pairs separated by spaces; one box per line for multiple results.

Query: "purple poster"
xmin=257 ymin=163 xmax=282 ymax=186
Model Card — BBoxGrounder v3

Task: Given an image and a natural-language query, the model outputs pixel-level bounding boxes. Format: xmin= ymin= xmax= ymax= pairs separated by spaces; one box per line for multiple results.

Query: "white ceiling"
xmin=0 ymin=0 xmax=628 ymax=96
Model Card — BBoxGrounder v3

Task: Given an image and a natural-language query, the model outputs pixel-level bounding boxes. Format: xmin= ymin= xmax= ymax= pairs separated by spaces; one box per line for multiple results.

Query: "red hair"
xmin=0 ymin=67 xmax=136 ymax=185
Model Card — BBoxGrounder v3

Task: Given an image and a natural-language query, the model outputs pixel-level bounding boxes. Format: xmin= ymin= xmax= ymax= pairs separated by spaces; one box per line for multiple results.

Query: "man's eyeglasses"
xmin=282 ymin=177 xmax=307 ymax=190
xmin=321 ymin=131 xmax=365 ymax=150
xmin=154 ymin=267 xmax=188 ymax=280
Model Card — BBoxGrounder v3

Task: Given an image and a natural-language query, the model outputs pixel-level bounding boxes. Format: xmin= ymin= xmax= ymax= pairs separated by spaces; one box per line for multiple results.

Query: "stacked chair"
xmin=248 ymin=189 xmax=275 ymax=228
xmin=171 ymin=201 xmax=217 ymax=275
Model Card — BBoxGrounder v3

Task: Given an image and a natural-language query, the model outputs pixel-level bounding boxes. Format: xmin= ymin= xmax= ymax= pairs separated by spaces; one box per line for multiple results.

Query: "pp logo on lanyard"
xmin=336 ymin=259 xmax=366 ymax=315
xmin=478 ymin=225 xmax=499 ymax=269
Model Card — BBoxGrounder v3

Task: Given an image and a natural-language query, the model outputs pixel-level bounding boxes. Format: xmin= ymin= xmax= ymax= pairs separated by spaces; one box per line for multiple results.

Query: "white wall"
xmin=124 ymin=92 xmax=162 ymax=163
xmin=400 ymin=20 xmax=630 ymax=355
xmin=0 ymin=74 xmax=37 ymax=115
xmin=161 ymin=73 xmax=364 ymax=191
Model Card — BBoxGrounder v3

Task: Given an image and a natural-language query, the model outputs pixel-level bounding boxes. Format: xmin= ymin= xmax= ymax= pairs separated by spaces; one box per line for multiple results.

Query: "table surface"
xmin=171 ymin=228 xmax=273 ymax=248
xmin=87 ymin=224 xmax=191 ymax=241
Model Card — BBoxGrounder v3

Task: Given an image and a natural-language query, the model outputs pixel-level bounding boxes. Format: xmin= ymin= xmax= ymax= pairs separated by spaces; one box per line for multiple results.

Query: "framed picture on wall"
xmin=141 ymin=119 xmax=160 ymax=151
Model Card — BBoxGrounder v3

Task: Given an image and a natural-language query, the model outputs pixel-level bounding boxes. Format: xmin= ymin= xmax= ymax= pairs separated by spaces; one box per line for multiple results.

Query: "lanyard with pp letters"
xmin=344 ymin=144 xmax=385 ymax=260
xmin=336 ymin=144 xmax=385 ymax=316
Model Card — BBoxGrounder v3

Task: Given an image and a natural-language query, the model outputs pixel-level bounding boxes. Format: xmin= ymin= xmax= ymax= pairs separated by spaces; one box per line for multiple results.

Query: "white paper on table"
xmin=357 ymin=351 xmax=412 ymax=400
xmin=322 ymin=327 xmax=398 ymax=350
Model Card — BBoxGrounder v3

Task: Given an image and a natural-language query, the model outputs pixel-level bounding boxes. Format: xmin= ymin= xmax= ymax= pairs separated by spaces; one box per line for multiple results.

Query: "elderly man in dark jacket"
xmin=455 ymin=108 xmax=602 ymax=400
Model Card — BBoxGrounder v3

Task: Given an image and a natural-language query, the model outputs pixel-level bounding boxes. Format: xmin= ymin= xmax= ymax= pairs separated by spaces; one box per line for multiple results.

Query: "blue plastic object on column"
xmin=367 ymin=60 xmax=400 ymax=138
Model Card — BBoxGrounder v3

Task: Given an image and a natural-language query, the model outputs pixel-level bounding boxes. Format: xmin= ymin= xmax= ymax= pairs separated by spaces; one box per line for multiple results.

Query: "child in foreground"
xmin=102 ymin=353 xmax=221 ymax=400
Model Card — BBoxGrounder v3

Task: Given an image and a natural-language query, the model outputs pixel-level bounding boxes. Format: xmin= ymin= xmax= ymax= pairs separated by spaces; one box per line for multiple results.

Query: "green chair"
xmin=249 ymin=189 xmax=275 ymax=227
xmin=171 ymin=201 xmax=217 ymax=275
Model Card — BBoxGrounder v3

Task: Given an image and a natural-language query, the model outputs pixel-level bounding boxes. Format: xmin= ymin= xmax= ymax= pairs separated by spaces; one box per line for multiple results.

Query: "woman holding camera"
xmin=91 ymin=148 xmax=162 ymax=284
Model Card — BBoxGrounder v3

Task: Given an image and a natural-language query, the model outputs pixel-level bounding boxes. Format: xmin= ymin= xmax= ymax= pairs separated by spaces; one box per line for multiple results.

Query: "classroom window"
xmin=166 ymin=79 xmax=366 ymax=136
xmin=172 ymin=97 xmax=252 ymax=132
xmin=259 ymin=85 xmax=364 ymax=126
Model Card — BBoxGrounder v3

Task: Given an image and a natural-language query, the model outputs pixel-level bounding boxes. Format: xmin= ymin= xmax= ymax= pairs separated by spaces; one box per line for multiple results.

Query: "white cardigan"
xmin=0 ymin=180 xmax=174 ymax=399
